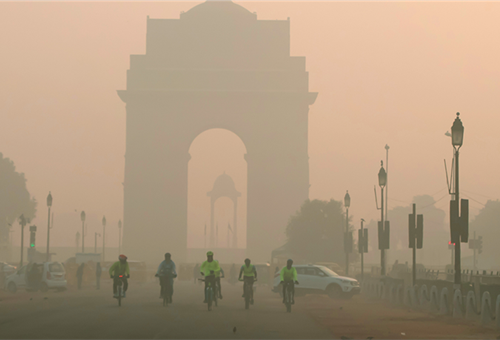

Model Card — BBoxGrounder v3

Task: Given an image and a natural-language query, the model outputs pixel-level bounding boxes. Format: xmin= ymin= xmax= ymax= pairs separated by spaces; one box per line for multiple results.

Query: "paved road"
xmin=0 ymin=280 xmax=333 ymax=339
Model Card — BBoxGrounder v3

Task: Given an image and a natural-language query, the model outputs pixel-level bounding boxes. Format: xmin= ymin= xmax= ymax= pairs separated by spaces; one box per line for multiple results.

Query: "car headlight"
xmin=351 ymin=281 xmax=359 ymax=286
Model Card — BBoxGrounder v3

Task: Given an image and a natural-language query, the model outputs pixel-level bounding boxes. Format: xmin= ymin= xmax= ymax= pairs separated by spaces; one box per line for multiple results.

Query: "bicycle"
xmin=160 ymin=275 xmax=173 ymax=307
xmin=113 ymin=275 xmax=126 ymax=307
xmin=199 ymin=273 xmax=217 ymax=311
xmin=240 ymin=277 xmax=257 ymax=309
xmin=283 ymin=280 xmax=296 ymax=313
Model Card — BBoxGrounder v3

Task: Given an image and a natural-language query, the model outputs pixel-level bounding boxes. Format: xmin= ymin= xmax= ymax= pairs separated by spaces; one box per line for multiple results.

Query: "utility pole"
xmin=19 ymin=214 xmax=27 ymax=267
xmin=358 ymin=218 xmax=368 ymax=282
xmin=46 ymin=192 xmax=53 ymax=262
xmin=102 ymin=216 xmax=106 ymax=262
xmin=408 ymin=204 xmax=423 ymax=286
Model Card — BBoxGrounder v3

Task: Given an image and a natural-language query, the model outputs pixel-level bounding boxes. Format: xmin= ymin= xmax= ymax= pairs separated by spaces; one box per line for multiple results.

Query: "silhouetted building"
xmin=118 ymin=1 xmax=317 ymax=262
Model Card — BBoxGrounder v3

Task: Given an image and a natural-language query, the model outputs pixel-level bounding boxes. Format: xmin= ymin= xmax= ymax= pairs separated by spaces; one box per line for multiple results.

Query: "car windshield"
xmin=49 ymin=263 xmax=64 ymax=273
xmin=317 ymin=266 xmax=339 ymax=277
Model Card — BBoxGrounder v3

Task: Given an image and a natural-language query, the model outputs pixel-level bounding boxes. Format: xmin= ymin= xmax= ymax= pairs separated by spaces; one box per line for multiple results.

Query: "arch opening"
xmin=187 ymin=128 xmax=247 ymax=251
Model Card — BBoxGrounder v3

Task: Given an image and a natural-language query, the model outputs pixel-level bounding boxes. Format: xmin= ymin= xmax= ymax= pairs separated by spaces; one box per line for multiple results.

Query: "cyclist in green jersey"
xmin=238 ymin=258 xmax=257 ymax=303
xmin=280 ymin=259 xmax=299 ymax=304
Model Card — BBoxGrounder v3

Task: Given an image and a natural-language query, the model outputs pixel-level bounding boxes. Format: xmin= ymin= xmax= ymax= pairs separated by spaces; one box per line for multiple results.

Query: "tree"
xmin=0 ymin=153 xmax=37 ymax=256
xmin=470 ymin=200 xmax=500 ymax=269
xmin=285 ymin=199 xmax=352 ymax=264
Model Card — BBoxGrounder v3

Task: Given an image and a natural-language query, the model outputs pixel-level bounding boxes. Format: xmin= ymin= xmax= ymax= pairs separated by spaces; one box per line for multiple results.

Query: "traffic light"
xmin=29 ymin=225 xmax=37 ymax=248
xmin=477 ymin=235 xmax=483 ymax=254
xmin=358 ymin=229 xmax=368 ymax=253
xmin=378 ymin=221 xmax=390 ymax=250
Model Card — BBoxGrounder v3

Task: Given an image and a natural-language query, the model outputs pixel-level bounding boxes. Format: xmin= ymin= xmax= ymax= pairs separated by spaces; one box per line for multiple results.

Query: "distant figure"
xmin=96 ymin=262 xmax=102 ymax=290
xmin=193 ymin=263 xmax=200 ymax=284
xmin=76 ymin=263 xmax=84 ymax=290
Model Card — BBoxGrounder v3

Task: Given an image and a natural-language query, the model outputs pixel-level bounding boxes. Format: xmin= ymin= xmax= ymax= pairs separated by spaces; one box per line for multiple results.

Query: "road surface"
xmin=0 ymin=280 xmax=332 ymax=339
xmin=1 ymin=280 xmax=498 ymax=339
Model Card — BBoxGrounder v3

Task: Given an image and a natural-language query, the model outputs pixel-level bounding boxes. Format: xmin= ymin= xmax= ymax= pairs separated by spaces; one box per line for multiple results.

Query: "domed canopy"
xmin=207 ymin=172 xmax=241 ymax=200
xmin=181 ymin=0 xmax=256 ymax=20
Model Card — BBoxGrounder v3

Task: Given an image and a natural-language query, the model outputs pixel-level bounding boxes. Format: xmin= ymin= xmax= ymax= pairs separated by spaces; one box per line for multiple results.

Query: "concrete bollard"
xmin=495 ymin=295 xmax=500 ymax=329
xmin=465 ymin=290 xmax=478 ymax=320
xmin=430 ymin=286 xmax=439 ymax=312
xmin=419 ymin=284 xmax=429 ymax=308
xmin=452 ymin=289 xmax=463 ymax=318
xmin=481 ymin=291 xmax=493 ymax=325
xmin=439 ymin=287 xmax=449 ymax=315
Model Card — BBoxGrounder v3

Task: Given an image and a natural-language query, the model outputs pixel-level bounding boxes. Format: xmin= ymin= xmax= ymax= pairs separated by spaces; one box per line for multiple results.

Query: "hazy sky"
xmin=1 ymin=2 xmax=499 ymax=249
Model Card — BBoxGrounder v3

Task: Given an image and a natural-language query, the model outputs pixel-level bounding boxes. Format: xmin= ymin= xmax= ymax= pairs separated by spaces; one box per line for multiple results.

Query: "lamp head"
xmin=102 ymin=216 xmax=106 ymax=226
xmin=344 ymin=190 xmax=351 ymax=209
xmin=46 ymin=191 xmax=53 ymax=207
xmin=451 ymin=112 xmax=464 ymax=148
xmin=80 ymin=211 xmax=86 ymax=222
xmin=378 ymin=161 xmax=387 ymax=188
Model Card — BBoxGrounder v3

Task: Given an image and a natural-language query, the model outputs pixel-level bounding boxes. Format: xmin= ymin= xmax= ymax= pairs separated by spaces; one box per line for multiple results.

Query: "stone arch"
xmin=117 ymin=1 xmax=318 ymax=262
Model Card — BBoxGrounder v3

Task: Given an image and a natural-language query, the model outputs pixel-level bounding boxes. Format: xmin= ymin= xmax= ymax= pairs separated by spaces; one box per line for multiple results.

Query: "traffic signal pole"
xmin=412 ymin=204 xmax=417 ymax=286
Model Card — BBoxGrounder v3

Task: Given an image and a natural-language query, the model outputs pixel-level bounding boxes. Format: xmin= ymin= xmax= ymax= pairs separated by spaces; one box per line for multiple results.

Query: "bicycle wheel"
xmin=163 ymin=285 xmax=167 ymax=307
xmin=213 ymin=288 xmax=218 ymax=307
xmin=118 ymin=286 xmax=122 ymax=307
xmin=207 ymin=287 xmax=212 ymax=311
xmin=286 ymin=289 xmax=292 ymax=313
xmin=244 ymin=283 xmax=250 ymax=309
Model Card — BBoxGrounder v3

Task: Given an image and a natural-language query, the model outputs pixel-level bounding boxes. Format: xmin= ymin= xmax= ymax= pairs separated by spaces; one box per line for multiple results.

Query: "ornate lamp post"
xmin=46 ymin=192 xmax=53 ymax=262
xmin=378 ymin=162 xmax=387 ymax=275
xmin=344 ymin=191 xmax=351 ymax=276
xmin=80 ymin=211 xmax=86 ymax=253
xmin=451 ymin=112 xmax=465 ymax=287
xmin=102 ymin=216 xmax=106 ymax=262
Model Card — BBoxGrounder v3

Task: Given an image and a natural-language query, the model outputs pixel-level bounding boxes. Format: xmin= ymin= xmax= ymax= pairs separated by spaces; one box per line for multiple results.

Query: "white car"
xmin=5 ymin=262 xmax=67 ymax=293
xmin=272 ymin=264 xmax=360 ymax=299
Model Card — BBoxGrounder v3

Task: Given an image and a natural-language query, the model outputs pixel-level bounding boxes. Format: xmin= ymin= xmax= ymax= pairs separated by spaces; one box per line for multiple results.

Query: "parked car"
xmin=0 ymin=262 xmax=17 ymax=289
xmin=272 ymin=264 xmax=360 ymax=299
xmin=5 ymin=262 xmax=67 ymax=293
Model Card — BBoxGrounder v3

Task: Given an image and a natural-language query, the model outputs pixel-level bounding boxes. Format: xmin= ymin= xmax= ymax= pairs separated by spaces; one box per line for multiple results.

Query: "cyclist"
xmin=238 ymin=258 xmax=257 ymax=304
xmin=280 ymin=259 xmax=299 ymax=304
xmin=214 ymin=260 xmax=224 ymax=299
xmin=155 ymin=253 xmax=177 ymax=301
xmin=109 ymin=254 xmax=130 ymax=298
xmin=200 ymin=251 xmax=220 ymax=303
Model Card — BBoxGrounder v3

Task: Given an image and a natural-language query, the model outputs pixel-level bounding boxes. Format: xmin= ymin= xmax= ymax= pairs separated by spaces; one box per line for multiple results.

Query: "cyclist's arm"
xmin=279 ymin=267 xmax=285 ymax=281
xmin=238 ymin=267 xmax=243 ymax=279
xmin=109 ymin=262 xmax=117 ymax=276
xmin=253 ymin=266 xmax=257 ymax=279
xmin=156 ymin=262 xmax=163 ymax=275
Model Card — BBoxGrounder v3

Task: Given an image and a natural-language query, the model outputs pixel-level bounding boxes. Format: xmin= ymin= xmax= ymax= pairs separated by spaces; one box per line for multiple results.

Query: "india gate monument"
xmin=118 ymin=0 xmax=317 ymax=263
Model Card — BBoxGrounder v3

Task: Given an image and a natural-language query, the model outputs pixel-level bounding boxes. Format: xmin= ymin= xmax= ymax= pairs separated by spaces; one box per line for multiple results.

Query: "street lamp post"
xmin=378 ymin=162 xmax=387 ymax=276
xmin=118 ymin=220 xmax=122 ymax=254
xmin=344 ymin=191 xmax=351 ymax=276
xmin=451 ymin=112 xmax=465 ymax=287
xmin=360 ymin=218 xmax=366 ymax=282
xmin=19 ymin=214 xmax=27 ymax=267
xmin=80 ymin=211 xmax=86 ymax=253
xmin=102 ymin=216 xmax=106 ymax=262
xmin=46 ymin=192 xmax=53 ymax=262
xmin=94 ymin=232 xmax=101 ymax=253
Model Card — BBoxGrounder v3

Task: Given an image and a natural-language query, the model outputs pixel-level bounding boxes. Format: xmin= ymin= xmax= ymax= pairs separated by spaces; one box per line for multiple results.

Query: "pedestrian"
xmin=96 ymin=262 xmax=102 ymax=290
xmin=76 ymin=263 xmax=84 ymax=290
xmin=193 ymin=263 xmax=200 ymax=284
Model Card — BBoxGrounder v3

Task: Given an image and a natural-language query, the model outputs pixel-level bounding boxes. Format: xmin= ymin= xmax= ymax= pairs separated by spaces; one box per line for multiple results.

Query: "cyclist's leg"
xmin=291 ymin=282 xmax=295 ymax=304
xmin=203 ymin=280 xmax=208 ymax=302
xmin=113 ymin=277 xmax=118 ymax=296
xmin=169 ymin=277 xmax=174 ymax=300
xmin=123 ymin=278 xmax=129 ymax=295
xmin=159 ymin=277 xmax=165 ymax=298
xmin=282 ymin=281 xmax=287 ymax=302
